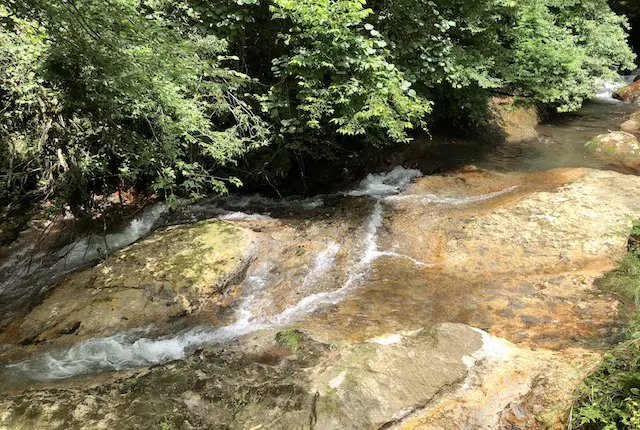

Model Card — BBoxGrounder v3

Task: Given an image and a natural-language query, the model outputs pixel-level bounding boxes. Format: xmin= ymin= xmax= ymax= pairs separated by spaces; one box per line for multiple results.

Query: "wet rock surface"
xmin=0 ymin=324 xmax=596 ymax=430
xmin=614 ymin=79 xmax=640 ymax=105
xmin=489 ymin=97 xmax=539 ymax=143
xmin=621 ymin=108 xmax=640 ymax=135
xmin=0 ymin=219 xmax=256 ymax=350
xmin=2 ymin=165 xmax=640 ymax=429
xmin=302 ymin=168 xmax=638 ymax=351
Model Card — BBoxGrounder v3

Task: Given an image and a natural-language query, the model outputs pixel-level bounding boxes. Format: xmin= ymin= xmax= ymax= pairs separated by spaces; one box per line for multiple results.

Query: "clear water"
xmin=474 ymin=99 xmax=636 ymax=173
xmin=1 ymin=167 xmax=521 ymax=383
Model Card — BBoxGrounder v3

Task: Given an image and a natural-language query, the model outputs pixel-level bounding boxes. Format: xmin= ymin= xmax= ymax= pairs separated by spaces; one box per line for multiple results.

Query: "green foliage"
xmin=262 ymin=0 xmax=431 ymax=143
xmin=0 ymin=0 xmax=636 ymax=209
xmin=2 ymin=0 xmax=269 ymax=211
xmin=573 ymin=222 xmax=640 ymax=429
xmin=372 ymin=0 xmax=635 ymax=121
xmin=609 ymin=0 xmax=640 ymax=52
xmin=0 ymin=8 xmax=60 ymax=202
xmin=573 ymin=321 xmax=640 ymax=429
xmin=598 ymin=255 xmax=640 ymax=307
xmin=276 ymin=329 xmax=305 ymax=352
xmin=158 ymin=421 xmax=175 ymax=430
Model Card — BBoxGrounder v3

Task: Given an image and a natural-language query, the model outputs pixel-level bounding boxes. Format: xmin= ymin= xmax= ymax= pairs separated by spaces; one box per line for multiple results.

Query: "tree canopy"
xmin=0 ymin=0 xmax=636 ymax=212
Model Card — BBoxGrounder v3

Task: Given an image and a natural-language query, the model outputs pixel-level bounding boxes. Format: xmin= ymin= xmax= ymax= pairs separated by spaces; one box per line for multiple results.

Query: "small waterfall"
xmin=593 ymin=74 xmax=636 ymax=103
xmin=5 ymin=237 xmax=344 ymax=380
xmin=346 ymin=166 xmax=422 ymax=197
xmin=5 ymin=166 xmax=525 ymax=381
xmin=54 ymin=204 xmax=166 ymax=268
xmin=4 ymin=167 xmax=427 ymax=381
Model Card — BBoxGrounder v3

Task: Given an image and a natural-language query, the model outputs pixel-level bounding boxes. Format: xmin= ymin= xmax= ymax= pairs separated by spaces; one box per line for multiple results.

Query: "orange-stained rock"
xmin=621 ymin=108 xmax=640 ymax=135
xmin=614 ymin=79 xmax=640 ymax=105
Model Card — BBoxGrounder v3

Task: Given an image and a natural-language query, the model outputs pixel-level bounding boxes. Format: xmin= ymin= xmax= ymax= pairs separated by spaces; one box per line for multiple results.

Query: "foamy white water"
xmin=6 ymin=238 xmax=345 ymax=380
xmin=54 ymin=204 xmax=166 ymax=268
xmin=221 ymin=194 xmax=324 ymax=210
xmin=218 ymin=211 xmax=275 ymax=222
xmin=7 ymin=166 xmax=518 ymax=381
xmin=0 ymin=204 xmax=166 ymax=296
xmin=347 ymin=166 xmax=422 ymax=197
xmin=371 ymin=251 xmax=432 ymax=267
xmin=301 ymin=241 xmax=342 ymax=291
xmin=6 ymin=203 xmax=381 ymax=381
xmin=593 ymin=74 xmax=637 ymax=103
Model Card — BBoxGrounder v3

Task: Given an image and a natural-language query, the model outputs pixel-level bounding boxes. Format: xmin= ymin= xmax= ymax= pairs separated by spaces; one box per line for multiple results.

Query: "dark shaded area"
xmin=610 ymin=0 xmax=640 ymax=56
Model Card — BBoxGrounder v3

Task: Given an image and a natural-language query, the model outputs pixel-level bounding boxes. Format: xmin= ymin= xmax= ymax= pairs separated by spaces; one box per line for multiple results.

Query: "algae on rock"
xmin=1 ymin=219 xmax=256 ymax=346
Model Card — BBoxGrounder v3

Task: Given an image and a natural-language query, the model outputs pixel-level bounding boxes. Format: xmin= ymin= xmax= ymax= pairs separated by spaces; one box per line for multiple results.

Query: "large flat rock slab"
xmin=0 ymin=220 xmax=256 ymax=347
xmin=299 ymin=168 xmax=640 ymax=350
xmin=0 ymin=325 xmax=595 ymax=430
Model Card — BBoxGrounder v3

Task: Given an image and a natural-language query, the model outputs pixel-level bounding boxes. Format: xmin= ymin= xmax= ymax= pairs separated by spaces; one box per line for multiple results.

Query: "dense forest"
xmin=0 ymin=0 xmax=636 ymax=213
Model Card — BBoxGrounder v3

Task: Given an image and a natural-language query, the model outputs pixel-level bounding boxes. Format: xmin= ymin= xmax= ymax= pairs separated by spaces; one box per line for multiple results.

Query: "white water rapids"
xmin=0 ymin=204 xmax=167 ymax=296
xmin=4 ymin=167 xmax=520 ymax=381
xmin=593 ymin=73 xmax=637 ymax=103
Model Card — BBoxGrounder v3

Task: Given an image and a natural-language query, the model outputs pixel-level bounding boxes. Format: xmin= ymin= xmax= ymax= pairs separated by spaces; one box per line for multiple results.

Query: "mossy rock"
xmin=3 ymin=219 xmax=257 ymax=345
xmin=586 ymin=131 xmax=640 ymax=171
xmin=614 ymin=80 xmax=640 ymax=105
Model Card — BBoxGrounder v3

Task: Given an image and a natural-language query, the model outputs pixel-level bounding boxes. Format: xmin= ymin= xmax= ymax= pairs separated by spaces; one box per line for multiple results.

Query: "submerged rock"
xmin=586 ymin=131 xmax=640 ymax=171
xmin=0 ymin=219 xmax=256 ymax=347
xmin=300 ymin=168 xmax=640 ymax=351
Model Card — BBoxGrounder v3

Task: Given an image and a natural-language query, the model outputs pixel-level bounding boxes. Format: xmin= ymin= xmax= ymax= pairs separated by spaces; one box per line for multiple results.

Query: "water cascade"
xmin=3 ymin=168 xmax=523 ymax=382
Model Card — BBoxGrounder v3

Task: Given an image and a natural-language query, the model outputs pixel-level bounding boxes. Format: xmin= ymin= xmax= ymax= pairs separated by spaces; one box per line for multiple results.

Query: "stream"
xmin=0 ymin=83 xmax=637 ymax=388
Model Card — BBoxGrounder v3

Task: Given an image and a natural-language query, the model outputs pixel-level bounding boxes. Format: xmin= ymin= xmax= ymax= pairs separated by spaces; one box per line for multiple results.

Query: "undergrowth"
xmin=275 ymin=330 xmax=305 ymax=353
xmin=572 ymin=221 xmax=640 ymax=429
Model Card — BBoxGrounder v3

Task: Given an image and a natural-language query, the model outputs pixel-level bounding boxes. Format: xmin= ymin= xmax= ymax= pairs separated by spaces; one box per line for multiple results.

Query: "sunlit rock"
xmin=0 ymin=219 xmax=256 ymax=346
xmin=586 ymin=130 xmax=640 ymax=171
xmin=489 ymin=96 xmax=539 ymax=143
xmin=613 ymin=79 xmax=640 ymax=104
xmin=621 ymin=108 xmax=640 ymax=135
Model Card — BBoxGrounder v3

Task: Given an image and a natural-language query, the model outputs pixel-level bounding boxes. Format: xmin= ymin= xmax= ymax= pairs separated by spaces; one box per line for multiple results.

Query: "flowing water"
xmin=2 ymin=168 xmax=427 ymax=382
xmin=0 ymin=80 xmax=637 ymax=386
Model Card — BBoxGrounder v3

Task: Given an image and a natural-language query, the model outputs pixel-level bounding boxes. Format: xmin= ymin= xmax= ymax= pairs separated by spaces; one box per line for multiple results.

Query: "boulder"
xmin=613 ymin=80 xmax=640 ymax=104
xmin=489 ymin=96 xmax=539 ymax=143
xmin=621 ymin=108 xmax=640 ymax=135
xmin=0 ymin=219 xmax=256 ymax=346
xmin=586 ymin=131 xmax=640 ymax=171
